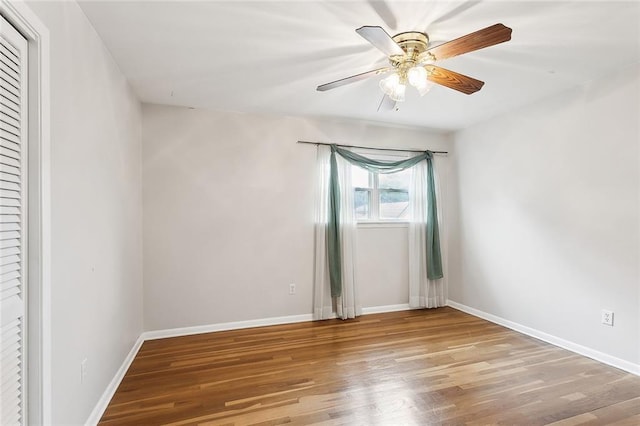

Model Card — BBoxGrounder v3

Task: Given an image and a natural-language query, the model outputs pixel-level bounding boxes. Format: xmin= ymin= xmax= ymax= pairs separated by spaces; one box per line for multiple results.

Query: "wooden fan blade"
xmin=377 ymin=94 xmax=397 ymax=112
xmin=426 ymin=23 xmax=512 ymax=61
xmin=317 ymin=67 xmax=390 ymax=92
xmin=356 ymin=26 xmax=405 ymax=57
xmin=425 ymin=65 xmax=484 ymax=95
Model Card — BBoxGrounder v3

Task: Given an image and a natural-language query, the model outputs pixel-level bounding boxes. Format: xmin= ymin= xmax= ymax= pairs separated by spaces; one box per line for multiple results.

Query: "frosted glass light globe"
xmin=390 ymin=82 xmax=406 ymax=102
xmin=379 ymin=73 xmax=400 ymax=96
xmin=407 ymin=66 xmax=427 ymax=88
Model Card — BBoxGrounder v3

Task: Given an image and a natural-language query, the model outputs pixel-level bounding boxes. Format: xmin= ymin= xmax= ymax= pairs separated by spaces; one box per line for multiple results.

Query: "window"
xmin=352 ymin=154 xmax=412 ymax=221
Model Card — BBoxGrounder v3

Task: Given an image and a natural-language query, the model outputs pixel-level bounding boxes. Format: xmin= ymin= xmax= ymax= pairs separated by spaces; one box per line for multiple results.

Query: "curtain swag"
xmin=327 ymin=144 xmax=443 ymax=297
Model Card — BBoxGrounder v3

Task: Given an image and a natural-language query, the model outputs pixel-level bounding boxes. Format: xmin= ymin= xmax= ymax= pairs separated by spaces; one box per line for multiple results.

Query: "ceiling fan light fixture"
xmin=389 ymin=81 xmax=406 ymax=102
xmin=380 ymin=71 xmax=407 ymax=102
xmin=379 ymin=72 xmax=400 ymax=96
xmin=407 ymin=66 xmax=427 ymax=88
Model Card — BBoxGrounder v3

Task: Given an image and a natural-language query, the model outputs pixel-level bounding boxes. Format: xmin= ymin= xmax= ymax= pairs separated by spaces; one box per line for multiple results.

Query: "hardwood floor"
xmin=99 ymin=307 xmax=640 ymax=425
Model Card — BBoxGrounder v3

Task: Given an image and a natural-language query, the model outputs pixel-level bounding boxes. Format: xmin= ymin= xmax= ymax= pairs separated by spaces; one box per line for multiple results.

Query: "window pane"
xmin=352 ymin=165 xmax=370 ymax=189
xmin=354 ymin=188 xmax=370 ymax=220
xmin=379 ymin=169 xmax=410 ymax=190
xmin=379 ymin=189 xmax=409 ymax=219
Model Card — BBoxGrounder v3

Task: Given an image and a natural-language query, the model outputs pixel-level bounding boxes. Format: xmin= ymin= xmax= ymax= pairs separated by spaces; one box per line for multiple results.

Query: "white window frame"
xmin=0 ymin=1 xmax=51 ymax=424
xmin=352 ymin=149 xmax=411 ymax=225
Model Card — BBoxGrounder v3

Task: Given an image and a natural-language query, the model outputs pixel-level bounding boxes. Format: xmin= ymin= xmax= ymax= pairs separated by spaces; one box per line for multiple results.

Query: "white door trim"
xmin=0 ymin=1 xmax=51 ymax=424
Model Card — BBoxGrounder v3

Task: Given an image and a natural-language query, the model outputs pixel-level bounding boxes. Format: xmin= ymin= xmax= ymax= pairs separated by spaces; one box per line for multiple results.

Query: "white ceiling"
xmin=78 ymin=1 xmax=640 ymax=131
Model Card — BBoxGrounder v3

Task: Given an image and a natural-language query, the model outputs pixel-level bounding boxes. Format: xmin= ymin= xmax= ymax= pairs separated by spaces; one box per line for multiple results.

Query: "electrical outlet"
xmin=81 ymin=358 xmax=88 ymax=383
xmin=601 ymin=309 xmax=614 ymax=326
xmin=289 ymin=283 xmax=296 ymax=295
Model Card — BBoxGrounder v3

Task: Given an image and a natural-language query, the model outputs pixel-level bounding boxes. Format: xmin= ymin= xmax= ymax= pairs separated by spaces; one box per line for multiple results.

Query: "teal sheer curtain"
xmin=327 ymin=144 xmax=443 ymax=297
xmin=328 ymin=149 xmax=342 ymax=297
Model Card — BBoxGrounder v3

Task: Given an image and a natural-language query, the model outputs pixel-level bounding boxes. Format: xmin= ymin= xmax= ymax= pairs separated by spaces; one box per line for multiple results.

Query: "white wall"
xmin=24 ymin=2 xmax=143 ymax=424
xmin=142 ymin=104 xmax=451 ymax=330
xmin=449 ymin=65 xmax=639 ymax=366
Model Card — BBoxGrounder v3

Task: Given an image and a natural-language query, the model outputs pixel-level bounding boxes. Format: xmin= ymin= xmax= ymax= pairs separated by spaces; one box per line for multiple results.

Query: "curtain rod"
xmin=297 ymin=140 xmax=448 ymax=154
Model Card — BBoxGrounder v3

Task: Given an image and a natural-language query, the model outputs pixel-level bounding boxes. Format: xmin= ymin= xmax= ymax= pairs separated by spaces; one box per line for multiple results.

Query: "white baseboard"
xmin=142 ymin=313 xmax=314 ymax=340
xmin=85 ymin=335 xmax=145 ymax=425
xmin=143 ymin=305 xmax=414 ymax=341
xmin=362 ymin=303 xmax=411 ymax=314
xmin=447 ymin=300 xmax=640 ymax=376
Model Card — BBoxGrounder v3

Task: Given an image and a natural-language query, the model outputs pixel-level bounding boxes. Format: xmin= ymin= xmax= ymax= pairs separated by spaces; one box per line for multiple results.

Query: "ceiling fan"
xmin=317 ymin=23 xmax=512 ymax=109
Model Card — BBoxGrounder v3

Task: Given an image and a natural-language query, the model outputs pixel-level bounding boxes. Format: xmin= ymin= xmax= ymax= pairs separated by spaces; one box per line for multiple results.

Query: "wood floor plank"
xmin=99 ymin=307 xmax=640 ymax=425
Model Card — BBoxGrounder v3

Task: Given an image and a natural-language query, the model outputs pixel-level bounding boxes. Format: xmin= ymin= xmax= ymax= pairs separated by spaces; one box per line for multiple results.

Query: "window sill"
xmin=357 ymin=221 xmax=409 ymax=229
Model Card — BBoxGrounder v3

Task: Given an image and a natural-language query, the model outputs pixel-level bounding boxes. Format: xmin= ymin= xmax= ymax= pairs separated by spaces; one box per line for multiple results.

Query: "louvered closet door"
xmin=0 ymin=15 xmax=28 ymax=426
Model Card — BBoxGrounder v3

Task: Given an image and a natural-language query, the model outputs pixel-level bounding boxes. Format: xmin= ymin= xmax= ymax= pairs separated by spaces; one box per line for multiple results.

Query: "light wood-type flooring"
xmin=99 ymin=307 xmax=640 ymax=425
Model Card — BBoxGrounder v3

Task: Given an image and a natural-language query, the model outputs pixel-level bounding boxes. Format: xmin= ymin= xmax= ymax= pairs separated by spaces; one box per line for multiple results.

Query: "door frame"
xmin=0 ymin=1 xmax=51 ymax=424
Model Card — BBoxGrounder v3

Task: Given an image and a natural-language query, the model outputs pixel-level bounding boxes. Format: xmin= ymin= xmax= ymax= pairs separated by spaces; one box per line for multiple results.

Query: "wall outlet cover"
xmin=601 ymin=309 xmax=614 ymax=326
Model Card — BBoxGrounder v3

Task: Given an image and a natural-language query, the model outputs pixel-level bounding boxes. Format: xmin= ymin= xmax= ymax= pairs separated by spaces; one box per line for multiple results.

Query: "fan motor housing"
xmin=390 ymin=31 xmax=433 ymax=67
xmin=393 ymin=31 xmax=429 ymax=48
